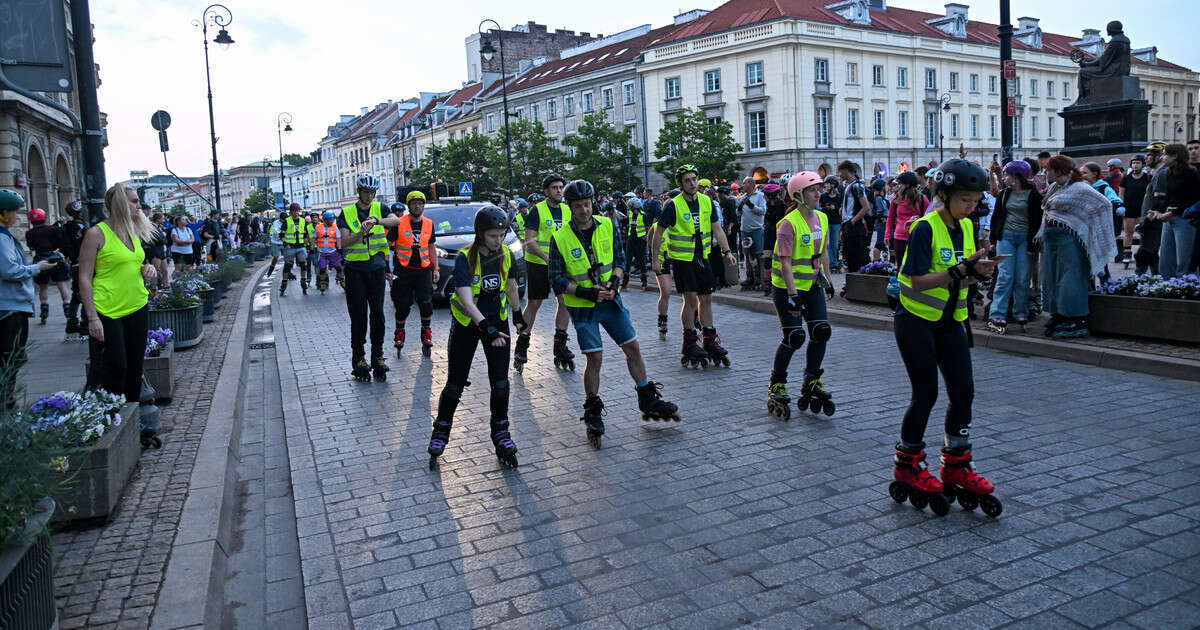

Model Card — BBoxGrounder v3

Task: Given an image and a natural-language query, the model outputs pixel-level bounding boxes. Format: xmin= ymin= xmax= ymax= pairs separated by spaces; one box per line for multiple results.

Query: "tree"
xmin=564 ymin=112 xmax=641 ymax=193
xmin=408 ymin=132 xmax=498 ymax=198
xmin=242 ymin=189 xmax=271 ymax=214
xmin=490 ymin=119 xmax=567 ymax=197
xmin=653 ymin=108 xmax=742 ymax=185
xmin=283 ymin=153 xmax=312 ymax=167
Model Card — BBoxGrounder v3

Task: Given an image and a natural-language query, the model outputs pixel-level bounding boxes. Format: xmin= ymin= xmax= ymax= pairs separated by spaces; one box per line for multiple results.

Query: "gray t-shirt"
xmin=738 ymin=191 xmax=766 ymax=231
xmin=1005 ymin=190 xmax=1030 ymax=235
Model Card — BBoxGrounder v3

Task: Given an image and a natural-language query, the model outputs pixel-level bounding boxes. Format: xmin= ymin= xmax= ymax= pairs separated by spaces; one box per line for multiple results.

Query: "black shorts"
xmin=172 ymin=251 xmax=194 ymax=266
xmin=35 ymin=261 xmax=69 ymax=285
xmin=526 ymin=261 xmax=551 ymax=300
xmin=671 ymin=258 xmax=715 ymax=295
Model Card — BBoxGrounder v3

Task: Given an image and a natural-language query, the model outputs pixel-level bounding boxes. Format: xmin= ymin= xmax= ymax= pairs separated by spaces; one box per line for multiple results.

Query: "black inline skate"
xmin=702 ymin=326 xmax=730 ymax=367
xmin=657 ymin=314 xmax=668 ymax=339
xmin=351 ymin=357 xmax=371 ymax=382
xmin=301 ymin=277 xmax=309 ymax=295
xmin=680 ymin=329 xmax=708 ymax=369
xmin=420 ymin=325 xmax=433 ymax=357
xmin=984 ymin=317 xmax=1007 ymax=335
xmin=371 ymin=356 xmax=389 ymax=382
xmin=797 ymin=368 xmax=835 ymax=416
xmin=581 ymin=394 xmax=606 ymax=448
xmin=394 ymin=329 xmax=405 ymax=357
xmin=513 ymin=331 xmax=530 ymax=374
xmin=317 ymin=268 xmax=329 ymax=294
xmin=491 ymin=417 xmax=519 ymax=468
xmin=767 ymin=371 xmax=790 ymax=421
xmin=39 ymin=302 xmax=49 ymax=325
xmin=553 ymin=329 xmax=575 ymax=371
xmin=279 ymin=276 xmax=288 ymax=297
xmin=428 ymin=419 xmax=451 ymax=469
xmin=636 ymin=381 xmax=680 ymax=422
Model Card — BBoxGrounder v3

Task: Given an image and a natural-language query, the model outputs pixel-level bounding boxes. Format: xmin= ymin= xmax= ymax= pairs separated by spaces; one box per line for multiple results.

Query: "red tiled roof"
xmin=505 ymin=24 xmax=682 ymax=95
xmin=652 ymin=0 xmax=1190 ymax=72
xmin=445 ymin=82 xmax=484 ymax=107
xmin=342 ymin=103 xmax=398 ymax=140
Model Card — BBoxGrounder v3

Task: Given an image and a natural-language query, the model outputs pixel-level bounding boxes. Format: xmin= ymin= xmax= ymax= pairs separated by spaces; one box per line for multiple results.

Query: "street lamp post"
xmin=479 ymin=19 xmax=515 ymax=201
xmin=938 ymin=93 xmax=952 ymax=163
xmin=277 ymin=112 xmax=293 ymax=204
xmin=195 ymin=4 xmax=234 ymax=215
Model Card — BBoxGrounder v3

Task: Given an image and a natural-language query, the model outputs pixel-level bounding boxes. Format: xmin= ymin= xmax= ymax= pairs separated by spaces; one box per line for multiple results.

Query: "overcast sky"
xmin=94 ymin=0 xmax=1200 ymax=183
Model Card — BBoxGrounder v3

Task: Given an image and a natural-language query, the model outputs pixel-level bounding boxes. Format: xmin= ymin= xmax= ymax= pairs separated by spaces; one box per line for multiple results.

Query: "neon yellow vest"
xmin=525 ymin=200 xmax=566 ymax=265
xmin=341 ymin=201 xmax=388 ymax=262
xmin=771 ymin=209 xmax=828 ymax=291
xmin=898 ymin=213 xmax=975 ymax=322
xmin=282 ymin=215 xmax=313 ymax=246
xmin=665 ymin=194 xmax=713 ymax=262
xmin=450 ymin=247 xmax=512 ymax=327
xmin=627 ymin=209 xmax=646 ymax=239
xmin=551 ymin=217 xmax=614 ymax=308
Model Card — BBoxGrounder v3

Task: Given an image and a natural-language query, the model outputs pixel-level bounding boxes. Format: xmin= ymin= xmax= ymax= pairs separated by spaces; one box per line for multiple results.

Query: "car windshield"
xmin=422 ymin=205 xmax=484 ymax=236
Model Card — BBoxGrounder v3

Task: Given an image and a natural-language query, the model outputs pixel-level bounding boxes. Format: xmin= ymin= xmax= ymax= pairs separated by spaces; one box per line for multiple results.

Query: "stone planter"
xmin=1089 ymin=294 xmax=1200 ymax=343
xmin=0 ymin=497 xmax=57 ymax=630
xmin=209 ymin=278 xmax=228 ymax=304
xmin=199 ymin=288 xmax=216 ymax=323
xmin=148 ymin=305 xmax=203 ymax=349
xmin=51 ymin=404 xmax=140 ymax=523
xmin=144 ymin=342 xmax=174 ymax=403
xmin=843 ymin=272 xmax=891 ymax=305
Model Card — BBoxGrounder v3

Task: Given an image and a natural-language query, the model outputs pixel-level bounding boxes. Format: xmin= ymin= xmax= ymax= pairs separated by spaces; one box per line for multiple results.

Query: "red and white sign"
xmin=1003 ymin=60 xmax=1016 ymax=80
xmin=1006 ymin=98 xmax=1017 ymax=117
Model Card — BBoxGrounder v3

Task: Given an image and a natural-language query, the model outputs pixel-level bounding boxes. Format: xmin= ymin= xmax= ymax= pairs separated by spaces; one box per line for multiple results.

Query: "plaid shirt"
xmin=547 ymin=217 xmax=627 ymax=299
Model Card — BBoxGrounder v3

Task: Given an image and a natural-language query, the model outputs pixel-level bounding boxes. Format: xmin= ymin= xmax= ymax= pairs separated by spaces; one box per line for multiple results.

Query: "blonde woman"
xmin=79 ymin=183 xmax=158 ymax=403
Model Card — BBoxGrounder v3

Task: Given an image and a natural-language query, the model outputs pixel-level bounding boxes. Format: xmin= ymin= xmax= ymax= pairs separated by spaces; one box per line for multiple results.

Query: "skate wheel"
xmin=910 ymin=492 xmax=929 ymax=510
xmin=497 ymin=455 xmax=519 ymax=469
xmin=429 ymin=456 xmax=439 ymax=470
xmin=589 ymin=435 xmax=602 ymax=449
xmin=888 ymin=481 xmax=909 ymax=503
xmin=929 ymin=493 xmax=950 ymax=516
xmin=978 ymin=495 xmax=1003 ymax=518
xmin=958 ymin=492 xmax=979 ymax=512
xmin=822 ymin=401 xmax=835 ymax=416
xmin=809 ymin=399 xmax=822 ymax=413
xmin=942 ymin=486 xmax=957 ymax=504
xmin=423 ymin=346 xmax=431 ymax=358
xmin=680 ymin=357 xmax=689 ymax=367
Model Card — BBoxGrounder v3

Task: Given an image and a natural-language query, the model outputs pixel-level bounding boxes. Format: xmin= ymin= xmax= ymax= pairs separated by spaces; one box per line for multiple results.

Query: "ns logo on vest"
xmin=939 ymin=248 xmax=954 ymax=263
xmin=570 ymin=248 xmax=582 ymax=259
xmin=801 ymin=234 xmax=811 ymax=246
xmin=682 ymin=213 xmax=692 ymax=221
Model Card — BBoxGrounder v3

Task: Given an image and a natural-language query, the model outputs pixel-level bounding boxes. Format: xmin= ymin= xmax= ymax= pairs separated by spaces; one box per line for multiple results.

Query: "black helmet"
xmin=674 ymin=163 xmax=699 ymax=185
xmin=390 ymin=202 xmax=406 ymax=214
xmin=542 ymin=173 xmax=566 ymax=190
xmin=932 ymin=158 xmax=988 ymax=194
xmin=474 ymin=205 xmax=508 ymax=236
xmin=563 ymin=179 xmax=595 ymax=204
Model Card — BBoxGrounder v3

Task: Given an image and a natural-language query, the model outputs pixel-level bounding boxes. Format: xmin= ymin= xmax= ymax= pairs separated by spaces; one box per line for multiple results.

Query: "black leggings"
xmin=391 ymin=266 xmax=433 ymax=326
xmin=771 ymin=286 xmax=829 ymax=380
xmin=894 ymin=311 xmax=973 ymax=448
xmin=438 ymin=319 xmax=510 ymax=424
xmin=88 ymin=305 xmax=148 ymax=403
xmin=344 ymin=266 xmax=386 ymax=361
xmin=0 ymin=312 xmax=30 ymax=407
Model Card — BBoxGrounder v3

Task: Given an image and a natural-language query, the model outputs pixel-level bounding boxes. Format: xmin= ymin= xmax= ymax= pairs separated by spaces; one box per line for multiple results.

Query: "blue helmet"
xmin=321 ymin=211 xmax=335 ymax=220
xmin=516 ymin=197 xmax=529 ymax=208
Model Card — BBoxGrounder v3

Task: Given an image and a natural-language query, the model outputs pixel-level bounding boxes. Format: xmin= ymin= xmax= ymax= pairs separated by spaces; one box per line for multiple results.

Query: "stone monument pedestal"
xmin=1058 ymin=98 xmax=1150 ymax=158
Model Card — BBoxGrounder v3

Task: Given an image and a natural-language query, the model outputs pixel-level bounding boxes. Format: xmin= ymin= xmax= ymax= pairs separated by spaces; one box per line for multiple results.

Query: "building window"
xmin=1031 ymin=116 xmax=1039 ymax=138
xmin=665 ymin=77 xmax=681 ymax=99
xmin=550 ymin=139 xmax=559 ymax=150
xmin=548 ymin=99 xmax=557 ymax=120
xmin=747 ymin=111 xmax=767 ymax=150
xmin=1048 ymin=116 xmax=1055 ymax=138
xmin=1152 ymin=90 xmax=1157 ymax=104
xmin=704 ymin=69 xmax=721 ymax=93
xmin=969 ymin=73 xmax=979 ymax=92
xmin=1047 ymin=81 xmax=1054 ymax=98
xmin=949 ymin=72 xmax=959 ymax=91
xmin=898 ymin=111 xmax=908 ymax=137
xmin=815 ymin=108 xmax=830 ymax=148
xmin=707 ymin=116 xmax=723 ymax=126
xmin=926 ymin=112 xmax=937 ymax=147
xmin=847 ymin=109 xmax=859 ymax=137
xmin=872 ymin=65 xmax=885 ymax=86
xmin=990 ymin=115 xmax=998 ymax=138
xmin=514 ymin=107 xmax=523 ymax=120
xmin=1175 ymin=92 xmax=1180 ymax=107
xmin=565 ymin=95 xmax=575 ymax=116
xmin=1030 ymin=79 xmax=1038 ymax=97
xmin=847 ymin=62 xmax=858 ymax=85
xmin=989 ymin=75 xmax=998 ymax=94
xmin=531 ymin=103 xmax=540 ymax=123
xmin=582 ymin=92 xmax=593 ymax=112
xmin=970 ymin=114 xmax=979 ymax=138
xmin=602 ymin=87 xmax=614 ymax=109
xmin=622 ymin=82 xmax=635 ymax=105
xmin=950 ymin=113 xmax=959 ymax=138
xmin=815 ymin=58 xmax=829 ymax=83
xmin=874 ymin=110 xmax=885 ymax=137
xmin=487 ymin=114 xmax=496 ymax=132
xmin=746 ymin=61 xmax=764 ymax=86
xmin=925 ymin=68 xmax=937 ymax=90
xmin=897 ymin=67 xmax=908 ymax=88
xmin=1063 ymin=82 xmax=1070 ymax=99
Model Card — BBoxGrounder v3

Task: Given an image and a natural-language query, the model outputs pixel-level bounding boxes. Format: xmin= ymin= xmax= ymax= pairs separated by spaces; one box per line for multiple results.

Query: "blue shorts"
xmin=268 ymin=243 xmax=282 ymax=257
xmin=571 ymin=296 xmax=637 ymax=354
xmin=741 ymin=228 xmax=764 ymax=256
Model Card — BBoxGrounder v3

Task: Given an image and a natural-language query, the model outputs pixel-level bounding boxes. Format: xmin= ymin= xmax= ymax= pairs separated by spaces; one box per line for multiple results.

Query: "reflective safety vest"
xmin=771 ymin=209 xmax=829 ymax=292
xmin=341 ymin=201 xmax=389 ymax=262
xmin=391 ymin=214 xmax=433 ymax=269
xmin=525 ymin=200 xmax=566 ymax=265
xmin=450 ymin=247 xmax=512 ymax=327
xmin=665 ymin=194 xmax=713 ymax=262
xmin=898 ymin=212 xmax=975 ymax=322
xmin=627 ymin=209 xmax=646 ymax=239
xmin=282 ymin=216 xmax=313 ymax=246
xmin=551 ymin=217 xmax=614 ymax=309
xmin=314 ymin=223 xmax=339 ymax=252
xmin=513 ymin=208 xmax=526 ymax=237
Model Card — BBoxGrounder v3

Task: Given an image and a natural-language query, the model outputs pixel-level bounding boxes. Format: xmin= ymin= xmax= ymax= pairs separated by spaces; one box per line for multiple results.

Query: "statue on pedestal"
xmin=1073 ymin=21 xmax=1134 ymax=103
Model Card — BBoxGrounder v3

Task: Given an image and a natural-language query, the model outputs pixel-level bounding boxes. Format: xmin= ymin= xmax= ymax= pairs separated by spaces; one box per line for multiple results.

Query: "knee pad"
xmin=810 ymin=321 xmax=832 ymax=343
xmin=441 ymin=382 xmax=466 ymax=403
xmin=418 ymin=301 xmax=434 ymax=318
xmin=782 ymin=326 xmax=806 ymax=350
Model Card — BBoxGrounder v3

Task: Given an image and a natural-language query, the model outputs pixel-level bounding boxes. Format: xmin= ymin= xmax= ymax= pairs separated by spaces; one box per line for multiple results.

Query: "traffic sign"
xmin=1003 ymin=60 xmax=1016 ymax=80
xmin=458 ymin=182 xmax=473 ymax=195
xmin=1006 ymin=98 xmax=1017 ymax=117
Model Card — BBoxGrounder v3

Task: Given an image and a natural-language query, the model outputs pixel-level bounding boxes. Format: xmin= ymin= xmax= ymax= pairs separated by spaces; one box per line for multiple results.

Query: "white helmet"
xmin=356 ymin=174 xmax=380 ymax=191
xmin=1106 ymin=158 xmax=1123 ymax=168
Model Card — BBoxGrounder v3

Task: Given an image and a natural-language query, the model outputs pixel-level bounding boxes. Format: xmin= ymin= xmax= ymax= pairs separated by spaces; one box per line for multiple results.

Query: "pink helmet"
xmin=762 ymin=183 xmax=782 ymax=195
xmin=786 ymin=171 xmax=823 ymax=199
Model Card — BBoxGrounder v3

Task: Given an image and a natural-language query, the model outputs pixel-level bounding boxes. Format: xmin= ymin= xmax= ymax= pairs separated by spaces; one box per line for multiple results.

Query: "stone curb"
xmin=152 ymin=263 xmax=269 ymax=630
xmin=638 ymin=284 xmax=1200 ymax=382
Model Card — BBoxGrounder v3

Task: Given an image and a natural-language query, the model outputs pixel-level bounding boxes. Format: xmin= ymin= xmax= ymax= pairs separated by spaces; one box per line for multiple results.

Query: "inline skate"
xmin=797 ymin=369 xmax=835 ymax=416
xmin=421 ymin=325 xmax=433 ymax=357
xmin=351 ymin=357 xmax=371 ymax=382
xmin=553 ymin=329 xmax=575 ymax=371
xmin=427 ymin=419 xmax=452 ymax=469
xmin=702 ymin=326 xmax=730 ymax=367
xmin=657 ymin=314 xmax=668 ymax=339
xmin=371 ymin=356 xmax=389 ymax=382
xmin=394 ymin=329 xmax=406 ymax=356
xmin=513 ymin=331 xmax=530 ymax=373
xmin=636 ymin=381 xmax=680 ymax=422
xmin=680 ymin=329 xmax=708 ymax=369
xmin=582 ymin=394 xmax=605 ymax=448
xmin=889 ymin=447 xmax=950 ymax=516
xmin=940 ymin=448 xmax=1002 ymax=517
xmin=317 ymin=268 xmax=329 ymax=294
xmin=491 ymin=418 xmax=519 ymax=469
xmin=39 ymin=302 xmax=49 ymax=325
xmin=767 ymin=372 xmax=790 ymax=421
xmin=984 ymin=317 xmax=1007 ymax=335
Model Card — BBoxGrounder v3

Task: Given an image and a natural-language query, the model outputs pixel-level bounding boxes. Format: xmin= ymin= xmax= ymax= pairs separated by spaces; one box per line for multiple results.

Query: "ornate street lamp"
xmin=194 ymin=4 xmax=234 ymax=214
xmin=939 ymin=93 xmax=952 ymax=163
xmin=277 ymin=111 xmax=293 ymax=203
xmin=479 ymin=19 xmax=515 ymax=201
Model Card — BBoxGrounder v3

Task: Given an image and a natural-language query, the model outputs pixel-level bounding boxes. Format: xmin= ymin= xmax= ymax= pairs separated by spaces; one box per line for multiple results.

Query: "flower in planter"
xmin=23 ymin=389 xmax=127 ymax=449
xmin=150 ymin=285 xmax=203 ymax=310
xmin=170 ymin=276 xmax=212 ymax=294
xmin=856 ymin=261 xmax=897 ymax=276
xmin=145 ymin=328 xmax=174 ymax=358
xmin=248 ymin=242 xmax=266 ymax=249
xmin=1099 ymin=273 xmax=1199 ymax=300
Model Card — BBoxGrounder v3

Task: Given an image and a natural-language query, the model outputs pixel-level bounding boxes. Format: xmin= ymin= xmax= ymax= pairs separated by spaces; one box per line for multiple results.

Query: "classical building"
xmin=123 ymin=172 xmax=199 ymax=211
xmin=310 ymin=114 xmax=361 ymax=213
xmin=466 ymin=22 xmax=599 ymax=84
xmin=224 ymin=160 xmax=303 ymax=214
xmin=333 ymin=102 xmax=407 ymax=207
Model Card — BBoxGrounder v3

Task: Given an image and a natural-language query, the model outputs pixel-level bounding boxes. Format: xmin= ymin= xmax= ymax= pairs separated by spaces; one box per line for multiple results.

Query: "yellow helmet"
xmin=698 ymin=178 xmax=712 ymax=188
xmin=406 ymin=190 xmax=427 ymax=204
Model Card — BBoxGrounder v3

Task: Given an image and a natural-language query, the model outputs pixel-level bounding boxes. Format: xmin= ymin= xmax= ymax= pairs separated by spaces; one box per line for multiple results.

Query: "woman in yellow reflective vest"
xmin=766 ymin=172 xmax=835 ymax=422
xmin=889 ymin=158 xmax=1002 ymax=518
xmin=429 ymin=206 xmax=525 ymax=469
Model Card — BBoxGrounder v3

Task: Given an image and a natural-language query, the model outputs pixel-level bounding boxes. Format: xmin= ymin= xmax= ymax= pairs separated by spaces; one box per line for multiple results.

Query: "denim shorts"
xmin=571 ymin=296 xmax=637 ymax=353
xmin=741 ymin=228 xmax=764 ymax=255
xmin=282 ymin=246 xmax=306 ymax=262
xmin=268 ymin=243 xmax=282 ymax=257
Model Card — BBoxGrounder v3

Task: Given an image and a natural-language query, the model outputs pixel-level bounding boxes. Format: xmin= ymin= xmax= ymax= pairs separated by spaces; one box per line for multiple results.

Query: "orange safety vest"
xmin=314 ymin=223 xmax=339 ymax=250
xmin=392 ymin=214 xmax=433 ymax=269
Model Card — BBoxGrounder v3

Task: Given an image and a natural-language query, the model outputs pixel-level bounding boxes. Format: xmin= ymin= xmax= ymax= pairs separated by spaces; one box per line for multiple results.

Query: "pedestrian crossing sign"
xmin=459 ymin=182 xmax=473 ymax=195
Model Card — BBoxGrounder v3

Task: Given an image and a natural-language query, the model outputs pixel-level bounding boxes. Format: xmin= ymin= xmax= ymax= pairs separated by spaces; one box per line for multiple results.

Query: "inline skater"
xmin=61 ymin=201 xmax=88 ymax=338
xmin=766 ymin=172 xmax=836 ymax=421
xmin=648 ymin=165 xmax=737 ymax=368
xmin=428 ymin=205 xmax=523 ymax=469
xmin=24 ymin=208 xmax=70 ymax=325
xmin=278 ymin=203 xmax=313 ymax=297
xmin=313 ymin=211 xmax=343 ymax=294
xmin=622 ymin=197 xmax=648 ymax=290
xmin=517 ymin=174 xmax=575 ymax=373
xmin=889 ymin=158 xmax=1001 ymax=518
xmin=265 ymin=211 xmax=284 ymax=277
xmin=339 ymin=174 xmax=401 ymax=382
xmin=389 ymin=191 xmax=438 ymax=357
xmin=548 ymin=180 xmax=680 ymax=448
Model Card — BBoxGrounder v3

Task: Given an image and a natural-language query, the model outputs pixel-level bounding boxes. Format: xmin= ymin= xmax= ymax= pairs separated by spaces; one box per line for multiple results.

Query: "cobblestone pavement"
xmin=45 ymin=269 xmax=254 ymax=630
xmin=274 ymin=283 xmax=1199 ymax=630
